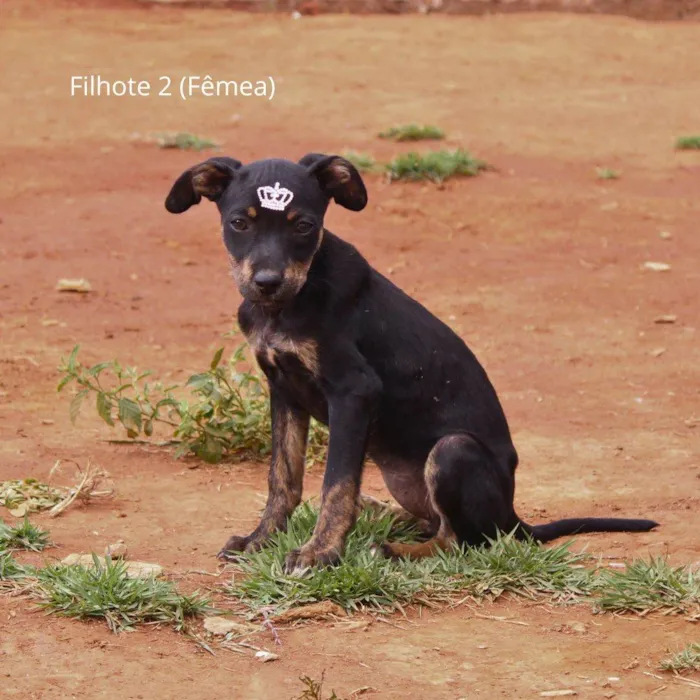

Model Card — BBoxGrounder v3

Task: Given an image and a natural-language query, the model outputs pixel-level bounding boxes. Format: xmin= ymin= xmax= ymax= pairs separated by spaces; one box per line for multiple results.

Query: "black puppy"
xmin=165 ymin=153 xmax=658 ymax=572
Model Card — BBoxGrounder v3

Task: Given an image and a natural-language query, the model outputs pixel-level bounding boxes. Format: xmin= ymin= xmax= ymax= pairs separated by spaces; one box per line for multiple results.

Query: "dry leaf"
xmin=56 ymin=278 xmax=92 ymax=293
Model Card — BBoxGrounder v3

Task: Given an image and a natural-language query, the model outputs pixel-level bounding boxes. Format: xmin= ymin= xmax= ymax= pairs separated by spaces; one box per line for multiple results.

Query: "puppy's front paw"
xmin=217 ymin=533 xmax=268 ymax=561
xmin=283 ymin=544 xmax=340 ymax=575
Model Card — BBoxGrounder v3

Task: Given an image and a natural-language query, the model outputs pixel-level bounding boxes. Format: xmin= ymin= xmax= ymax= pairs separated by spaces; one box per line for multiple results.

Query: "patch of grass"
xmin=430 ymin=535 xmax=593 ymax=602
xmin=0 ymin=516 xmax=51 ymax=552
xmin=0 ymin=552 xmax=33 ymax=582
xmin=379 ymin=124 xmax=445 ymax=142
xmin=227 ymin=502 xmax=594 ymax=614
xmin=155 ymin=132 xmax=219 ymax=151
xmin=596 ymin=167 xmax=620 ymax=180
xmin=661 ymin=642 xmax=700 ymax=673
xmin=58 ymin=340 xmax=328 ymax=465
xmin=596 ymin=558 xmax=700 ymax=615
xmin=386 ymin=149 xmax=488 ymax=183
xmin=675 ymin=135 xmax=700 ymax=150
xmin=341 ymin=151 xmax=378 ymax=173
xmin=228 ymin=502 xmax=429 ymax=613
xmin=34 ymin=555 xmax=211 ymax=633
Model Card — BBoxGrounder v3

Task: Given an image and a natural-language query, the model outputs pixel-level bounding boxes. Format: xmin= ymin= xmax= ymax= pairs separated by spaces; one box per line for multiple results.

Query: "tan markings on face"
xmin=252 ymin=406 xmax=309 ymax=538
xmin=228 ymin=255 xmax=254 ymax=291
xmin=247 ymin=206 xmax=257 ymax=219
xmin=286 ymin=208 xmax=300 ymax=222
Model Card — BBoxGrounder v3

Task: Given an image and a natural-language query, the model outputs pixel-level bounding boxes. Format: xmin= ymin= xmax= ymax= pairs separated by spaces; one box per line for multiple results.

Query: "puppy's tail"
xmin=517 ymin=517 xmax=659 ymax=544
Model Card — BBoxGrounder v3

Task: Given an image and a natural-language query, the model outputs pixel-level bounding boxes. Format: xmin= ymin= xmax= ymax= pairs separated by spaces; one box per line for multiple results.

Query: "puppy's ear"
xmin=299 ymin=153 xmax=367 ymax=212
xmin=165 ymin=157 xmax=242 ymax=214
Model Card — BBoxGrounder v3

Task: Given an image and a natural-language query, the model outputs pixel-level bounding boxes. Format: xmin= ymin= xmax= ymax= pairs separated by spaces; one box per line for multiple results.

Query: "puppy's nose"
xmin=253 ymin=270 xmax=283 ymax=295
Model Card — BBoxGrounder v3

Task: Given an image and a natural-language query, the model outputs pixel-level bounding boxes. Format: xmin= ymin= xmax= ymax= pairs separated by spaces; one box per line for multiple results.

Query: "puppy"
xmin=165 ymin=153 xmax=658 ymax=572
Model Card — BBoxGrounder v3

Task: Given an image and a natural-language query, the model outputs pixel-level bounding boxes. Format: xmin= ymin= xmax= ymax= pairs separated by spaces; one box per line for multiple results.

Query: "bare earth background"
xmin=1 ymin=1 xmax=699 ymax=698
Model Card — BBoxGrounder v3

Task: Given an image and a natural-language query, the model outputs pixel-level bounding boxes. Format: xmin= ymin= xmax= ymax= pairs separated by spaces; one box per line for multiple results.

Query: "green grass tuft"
xmin=156 ymin=132 xmax=219 ymax=151
xmin=34 ymin=555 xmax=211 ymax=633
xmin=0 ymin=551 xmax=33 ymax=582
xmin=228 ymin=502 xmax=428 ymax=613
xmin=596 ymin=167 xmax=620 ymax=180
xmin=379 ymin=124 xmax=445 ymax=142
xmin=386 ymin=149 xmax=488 ymax=183
xmin=596 ymin=557 xmax=700 ymax=615
xmin=660 ymin=642 xmax=700 ymax=673
xmin=675 ymin=135 xmax=700 ymax=150
xmin=0 ymin=517 xmax=51 ymax=552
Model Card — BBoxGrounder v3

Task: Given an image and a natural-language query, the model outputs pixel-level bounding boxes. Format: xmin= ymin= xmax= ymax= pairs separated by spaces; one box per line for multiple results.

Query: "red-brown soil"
xmin=1 ymin=3 xmax=699 ymax=698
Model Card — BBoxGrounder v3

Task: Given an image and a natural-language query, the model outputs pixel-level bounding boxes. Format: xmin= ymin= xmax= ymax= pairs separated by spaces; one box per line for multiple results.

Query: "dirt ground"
xmin=1 ymin=2 xmax=700 ymax=698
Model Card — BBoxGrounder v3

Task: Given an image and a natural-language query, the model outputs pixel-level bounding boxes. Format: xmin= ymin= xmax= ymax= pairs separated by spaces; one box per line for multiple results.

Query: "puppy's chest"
xmin=245 ymin=324 xmax=320 ymax=384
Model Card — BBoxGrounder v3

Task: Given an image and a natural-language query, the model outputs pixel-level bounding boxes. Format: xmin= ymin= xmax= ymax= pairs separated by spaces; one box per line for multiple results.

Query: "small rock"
xmin=654 ymin=314 xmax=677 ymax=324
xmin=203 ymin=617 xmax=251 ymax=636
xmin=641 ymin=261 xmax=671 ymax=272
xmin=291 ymin=10 xmax=302 ymax=18
xmin=124 ymin=561 xmax=163 ymax=578
xmin=659 ymin=231 xmax=672 ymax=240
xmin=105 ymin=541 xmax=128 ymax=559
xmin=603 ymin=693 xmax=615 ymax=699
xmin=540 ymin=691 xmax=577 ymax=698
xmin=41 ymin=419 xmax=55 ymax=425
xmin=608 ymin=562 xmax=626 ymax=569
xmin=607 ymin=677 xmax=620 ymax=682
xmin=56 ymin=278 xmax=92 ymax=293
xmin=566 ymin=621 xmax=588 ymax=634
xmin=255 ymin=650 xmax=279 ymax=663
xmin=649 ymin=347 xmax=666 ymax=358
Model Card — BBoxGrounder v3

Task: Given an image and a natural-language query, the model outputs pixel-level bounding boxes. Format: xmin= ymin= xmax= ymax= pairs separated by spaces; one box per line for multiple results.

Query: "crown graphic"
xmin=257 ymin=182 xmax=294 ymax=211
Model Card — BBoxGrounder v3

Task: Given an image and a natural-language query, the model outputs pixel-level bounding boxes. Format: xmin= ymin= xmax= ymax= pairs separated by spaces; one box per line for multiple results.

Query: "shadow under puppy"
xmin=164 ymin=153 xmax=658 ymax=573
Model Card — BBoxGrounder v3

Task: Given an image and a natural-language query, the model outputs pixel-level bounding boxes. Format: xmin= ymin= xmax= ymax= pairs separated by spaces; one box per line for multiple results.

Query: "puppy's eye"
xmin=295 ymin=221 xmax=314 ymax=235
xmin=231 ymin=218 xmax=249 ymax=232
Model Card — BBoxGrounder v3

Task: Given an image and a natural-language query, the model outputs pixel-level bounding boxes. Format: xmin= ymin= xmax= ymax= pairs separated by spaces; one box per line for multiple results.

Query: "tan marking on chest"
xmin=247 ymin=326 xmax=319 ymax=376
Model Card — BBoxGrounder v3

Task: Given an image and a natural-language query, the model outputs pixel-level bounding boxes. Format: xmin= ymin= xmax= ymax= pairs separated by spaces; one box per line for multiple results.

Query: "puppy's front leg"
xmin=284 ymin=364 xmax=381 ymax=574
xmin=218 ymin=389 xmax=309 ymax=559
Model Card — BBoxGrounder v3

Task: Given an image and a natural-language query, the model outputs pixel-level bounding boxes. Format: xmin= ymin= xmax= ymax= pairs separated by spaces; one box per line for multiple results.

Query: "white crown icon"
xmin=257 ymin=182 xmax=294 ymax=211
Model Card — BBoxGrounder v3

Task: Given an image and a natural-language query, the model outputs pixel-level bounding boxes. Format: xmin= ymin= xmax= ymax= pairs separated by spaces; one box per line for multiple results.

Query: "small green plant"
xmin=0 ymin=516 xmax=51 ymax=552
xmin=341 ymin=151 xmax=378 ymax=173
xmin=660 ymin=642 xmax=700 ymax=673
xmin=34 ymin=555 xmax=211 ymax=633
xmin=675 ymin=135 xmax=700 ymax=150
xmin=295 ymin=673 xmax=345 ymax=700
xmin=386 ymin=149 xmax=488 ymax=184
xmin=58 ymin=343 xmax=328 ymax=465
xmin=596 ymin=558 xmax=700 ymax=615
xmin=596 ymin=167 xmax=620 ymax=180
xmin=156 ymin=132 xmax=219 ymax=151
xmin=379 ymin=124 xmax=445 ymax=142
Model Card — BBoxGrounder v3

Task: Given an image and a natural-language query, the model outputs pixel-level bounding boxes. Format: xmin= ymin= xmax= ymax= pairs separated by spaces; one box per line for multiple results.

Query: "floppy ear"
xmin=298 ymin=153 xmax=368 ymax=212
xmin=164 ymin=157 xmax=242 ymax=214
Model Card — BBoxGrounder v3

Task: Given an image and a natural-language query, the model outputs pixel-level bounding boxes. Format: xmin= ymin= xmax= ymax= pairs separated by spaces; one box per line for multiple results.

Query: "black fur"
xmin=165 ymin=153 xmax=658 ymax=570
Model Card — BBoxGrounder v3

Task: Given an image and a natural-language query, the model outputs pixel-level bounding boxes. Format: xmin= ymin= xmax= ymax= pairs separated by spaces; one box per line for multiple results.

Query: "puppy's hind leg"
xmin=380 ymin=434 xmax=516 ymax=560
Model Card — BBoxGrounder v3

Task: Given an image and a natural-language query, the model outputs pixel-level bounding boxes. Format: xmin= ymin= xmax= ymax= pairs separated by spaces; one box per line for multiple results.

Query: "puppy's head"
xmin=165 ymin=153 xmax=367 ymax=307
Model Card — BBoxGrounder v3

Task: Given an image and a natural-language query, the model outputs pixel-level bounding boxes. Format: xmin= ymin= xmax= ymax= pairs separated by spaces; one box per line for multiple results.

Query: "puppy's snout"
xmin=253 ymin=269 xmax=283 ymax=296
